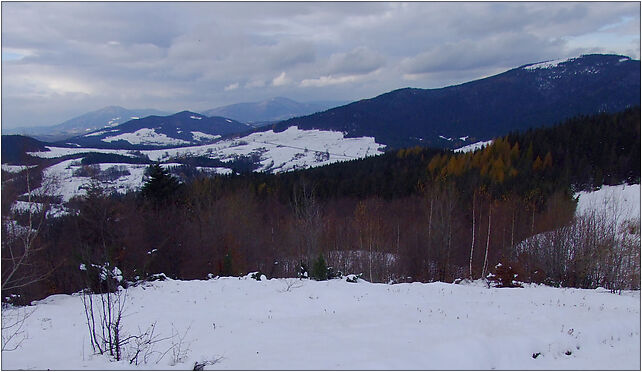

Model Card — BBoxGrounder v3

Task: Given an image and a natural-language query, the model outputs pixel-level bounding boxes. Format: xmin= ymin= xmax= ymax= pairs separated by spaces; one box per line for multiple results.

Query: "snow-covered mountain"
xmin=3 ymin=106 xmax=170 ymax=142
xmin=203 ymin=97 xmax=347 ymax=126
xmin=61 ymin=111 xmax=251 ymax=149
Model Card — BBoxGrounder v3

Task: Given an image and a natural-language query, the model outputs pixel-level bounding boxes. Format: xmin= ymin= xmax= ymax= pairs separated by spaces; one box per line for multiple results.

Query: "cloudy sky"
xmin=2 ymin=2 xmax=639 ymax=129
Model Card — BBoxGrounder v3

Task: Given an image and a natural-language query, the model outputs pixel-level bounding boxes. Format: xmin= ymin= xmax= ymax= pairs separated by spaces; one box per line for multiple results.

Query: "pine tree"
xmin=141 ymin=164 xmax=182 ymax=204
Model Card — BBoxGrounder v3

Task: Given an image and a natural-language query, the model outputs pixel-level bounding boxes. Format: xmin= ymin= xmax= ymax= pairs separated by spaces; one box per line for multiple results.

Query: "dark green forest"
xmin=2 ymin=107 xmax=640 ymax=304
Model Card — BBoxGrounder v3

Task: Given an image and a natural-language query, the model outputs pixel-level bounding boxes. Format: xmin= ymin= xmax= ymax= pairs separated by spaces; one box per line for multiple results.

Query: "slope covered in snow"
xmin=575 ymin=184 xmax=640 ymax=221
xmin=1 ymin=277 xmax=639 ymax=370
xmin=28 ymin=126 xmax=384 ymax=174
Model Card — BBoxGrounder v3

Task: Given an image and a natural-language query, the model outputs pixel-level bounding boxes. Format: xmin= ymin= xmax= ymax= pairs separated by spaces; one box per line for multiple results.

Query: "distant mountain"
xmin=62 ymin=111 xmax=250 ymax=149
xmin=272 ymin=54 xmax=640 ymax=149
xmin=4 ymin=106 xmax=170 ymax=142
xmin=203 ymin=97 xmax=347 ymax=126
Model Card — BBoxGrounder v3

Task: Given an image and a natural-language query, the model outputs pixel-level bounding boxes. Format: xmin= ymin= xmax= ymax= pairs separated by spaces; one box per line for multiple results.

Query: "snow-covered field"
xmin=28 ymin=159 xmax=149 ymax=203
xmin=27 ymin=127 xmax=384 ymax=172
xmin=575 ymin=184 xmax=640 ymax=221
xmin=2 ymin=277 xmax=639 ymax=370
xmin=6 ymin=127 xmax=384 ymax=214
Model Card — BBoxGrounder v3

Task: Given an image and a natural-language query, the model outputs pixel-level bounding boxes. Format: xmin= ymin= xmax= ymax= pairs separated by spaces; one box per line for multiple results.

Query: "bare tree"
xmin=2 ymin=168 xmax=58 ymax=351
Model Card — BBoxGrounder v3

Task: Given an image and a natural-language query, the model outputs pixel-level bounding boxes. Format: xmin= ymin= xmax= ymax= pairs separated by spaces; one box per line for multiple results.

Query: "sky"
xmin=1 ymin=2 xmax=640 ymax=129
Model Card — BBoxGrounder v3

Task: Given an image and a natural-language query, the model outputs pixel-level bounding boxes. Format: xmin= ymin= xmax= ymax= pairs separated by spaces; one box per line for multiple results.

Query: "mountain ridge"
xmin=60 ymin=110 xmax=251 ymax=149
xmin=271 ymin=54 xmax=640 ymax=149
xmin=4 ymin=106 xmax=170 ymax=142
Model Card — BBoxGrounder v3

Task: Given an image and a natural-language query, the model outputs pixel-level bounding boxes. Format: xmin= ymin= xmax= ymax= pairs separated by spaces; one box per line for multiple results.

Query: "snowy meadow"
xmin=2 ymin=276 xmax=640 ymax=370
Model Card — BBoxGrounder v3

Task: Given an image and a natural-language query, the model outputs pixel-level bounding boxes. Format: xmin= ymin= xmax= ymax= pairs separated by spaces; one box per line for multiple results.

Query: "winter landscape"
xmin=2 ymin=2 xmax=641 ymax=370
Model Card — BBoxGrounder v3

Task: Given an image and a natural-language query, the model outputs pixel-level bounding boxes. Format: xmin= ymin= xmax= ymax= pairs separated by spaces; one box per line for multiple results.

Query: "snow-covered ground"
xmin=28 ymin=127 xmax=384 ymax=174
xmin=575 ymin=184 xmax=640 ymax=222
xmin=1 ymin=164 xmax=37 ymax=173
xmin=13 ymin=127 xmax=384 ymax=211
xmin=1 ymin=277 xmax=639 ymax=370
xmin=103 ymin=128 xmax=192 ymax=146
xmin=27 ymin=160 xmax=149 ymax=203
xmin=141 ymin=126 xmax=384 ymax=172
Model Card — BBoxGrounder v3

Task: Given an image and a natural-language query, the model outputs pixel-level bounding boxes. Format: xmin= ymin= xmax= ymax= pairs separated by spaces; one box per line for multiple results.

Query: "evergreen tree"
xmin=141 ymin=163 xmax=182 ymax=204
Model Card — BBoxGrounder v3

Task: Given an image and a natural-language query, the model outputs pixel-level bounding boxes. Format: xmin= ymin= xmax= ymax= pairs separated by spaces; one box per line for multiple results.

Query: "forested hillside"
xmin=273 ymin=54 xmax=640 ymax=149
xmin=3 ymin=108 xmax=640 ymax=304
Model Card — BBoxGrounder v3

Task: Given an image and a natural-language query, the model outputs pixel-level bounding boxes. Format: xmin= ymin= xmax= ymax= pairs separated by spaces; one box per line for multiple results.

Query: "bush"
xmin=250 ymin=271 xmax=267 ymax=281
xmin=487 ymin=263 xmax=523 ymax=288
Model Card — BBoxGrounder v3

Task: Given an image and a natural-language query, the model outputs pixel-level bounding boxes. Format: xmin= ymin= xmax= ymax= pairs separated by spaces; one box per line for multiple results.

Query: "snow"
xmin=195 ymin=167 xmax=233 ymax=175
xmin=144 ymin=126 xmax=385 ymax=173
xmin=26 ymin=160 xmax=149 ymax=203
xmin=103 ymin=128 xmax=191 ymax=146
xmin=1 ymin=277 xmax=639 ymax=370
xmin=225 ymin=119 xmax=233 ymax=123
xmin=23 ymin=127 xmax=383 ymax=203
xmin=28 ymin=127 xmax=383 ymax=174
xmin=28 ymin=146 xmax=137 ymax=159
xmin=454 ymin=140 xmax=493 ymax=153
xmin=10 ymin=201 xmax=69 ymax=218
xmin=190 ymin=115 xmax=203 ymax=120
xmin=191 ymin=131 xmax=221 ymax=142
xmin=439 ymin=135 xmax=453 ymax=141
xmin=619 ymin=57 xmax=630 ymax=63
xmin=575 ymin=184 xmax=640 ymax=222
xmin=84 ymin=129 xmax=118 ymax=137
xmin=1 ymin=164 xmax=37 ymax=173
xmin=524 ymin=57 xmax=576 ymax=70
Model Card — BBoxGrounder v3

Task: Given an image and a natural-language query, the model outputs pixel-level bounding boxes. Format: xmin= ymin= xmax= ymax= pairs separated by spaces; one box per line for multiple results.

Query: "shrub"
xmin=487 ymin=263 xmax=523 ymax=288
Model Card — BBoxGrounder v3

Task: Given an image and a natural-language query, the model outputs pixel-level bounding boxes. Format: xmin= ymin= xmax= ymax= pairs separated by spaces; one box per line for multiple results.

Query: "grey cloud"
xmin=401 ymin=33 xmax=569 ymax=75
xmin=326 ymin=47 xmax=386 ymax=76
xmin=266 ymin=41 xmax=317 ymax=69
xmin=1 ymin=2 xmax=639 ymax=129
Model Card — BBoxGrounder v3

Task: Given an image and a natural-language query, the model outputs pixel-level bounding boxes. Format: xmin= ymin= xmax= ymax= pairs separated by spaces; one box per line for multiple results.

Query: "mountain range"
xmin=3 ymin=106 xmax=170 ymax=142
xmin=3 ymin=53 xmax=639 ymax=156
xmin=272 ymin=54 xmax=640 ymax=149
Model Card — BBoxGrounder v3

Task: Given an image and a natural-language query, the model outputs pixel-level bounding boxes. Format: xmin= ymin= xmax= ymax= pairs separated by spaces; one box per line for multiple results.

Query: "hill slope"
xmin=61 ymin=111 xmax=250 ymax=149
xmin=274 ymin=54 xmax=640 ymax=149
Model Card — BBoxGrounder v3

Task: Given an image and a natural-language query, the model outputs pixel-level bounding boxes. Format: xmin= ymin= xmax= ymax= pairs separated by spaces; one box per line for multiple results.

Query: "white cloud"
xmin=272 ymin=72 xmax=291 ymax=87
xmin=224 ymin=82 xmax=239 ymax=91
xmin=300 ymin=74 xmax=360 ymax=88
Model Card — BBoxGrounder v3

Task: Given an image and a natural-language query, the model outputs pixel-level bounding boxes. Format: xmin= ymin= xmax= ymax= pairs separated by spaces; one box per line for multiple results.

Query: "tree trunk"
xmin=482 ymin=201 xmax=492 ymax=279
xmin=469 ymin=191 xmax=476 ymax=279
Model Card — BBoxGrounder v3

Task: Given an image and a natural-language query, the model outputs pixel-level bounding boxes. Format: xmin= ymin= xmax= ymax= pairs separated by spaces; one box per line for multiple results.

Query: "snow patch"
xmin=524 ymin=57 xmax=576 ymax=70
xmin=102 ymin=128 xmax=191 ymax=146
xmin=454 ymin=140 xmax=493 ymax=153
xmin=190 ymin=131 xmax=221 ymax=142
xmin=2 ymin=164 xmax=37 ymax=173
xmin=190 ymin=115 xmax=202 ymax=120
